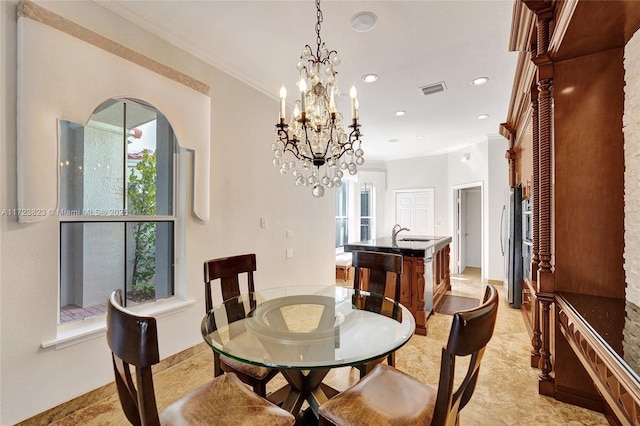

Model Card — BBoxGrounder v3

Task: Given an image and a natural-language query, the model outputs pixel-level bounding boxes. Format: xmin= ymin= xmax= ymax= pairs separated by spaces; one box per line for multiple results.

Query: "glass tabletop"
xmin=201 ymin=285 xmax=416 ymax=370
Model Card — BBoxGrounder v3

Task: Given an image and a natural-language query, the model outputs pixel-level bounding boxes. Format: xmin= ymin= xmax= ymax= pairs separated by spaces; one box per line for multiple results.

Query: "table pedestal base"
xmin=267 ymin=368 xmax=340 ymax=421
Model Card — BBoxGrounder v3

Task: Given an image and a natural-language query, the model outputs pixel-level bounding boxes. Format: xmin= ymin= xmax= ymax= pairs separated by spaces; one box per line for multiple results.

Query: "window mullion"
xmin=122 ymin=101 xmax=128 ymax=215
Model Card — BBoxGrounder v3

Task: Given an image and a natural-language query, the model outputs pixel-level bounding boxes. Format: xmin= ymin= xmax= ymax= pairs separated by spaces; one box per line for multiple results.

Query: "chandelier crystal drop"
xmin=274 ymin=0 xmax=363 ymax=198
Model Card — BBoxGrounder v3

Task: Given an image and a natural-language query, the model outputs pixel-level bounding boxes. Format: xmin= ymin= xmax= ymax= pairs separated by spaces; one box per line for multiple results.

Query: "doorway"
xmin=453 ymin=183 xmax=483 ymax=277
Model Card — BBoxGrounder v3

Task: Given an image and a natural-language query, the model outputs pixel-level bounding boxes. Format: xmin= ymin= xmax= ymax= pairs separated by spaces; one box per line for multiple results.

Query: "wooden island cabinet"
xmin=501 ymin=1 xmax=640 ymax=424
xmin=344 ymin=236 xmax=451 ymax=336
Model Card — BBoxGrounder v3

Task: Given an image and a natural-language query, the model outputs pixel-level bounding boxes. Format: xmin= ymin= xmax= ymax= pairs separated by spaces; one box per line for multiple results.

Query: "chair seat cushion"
xmin=160 ymin=373 xmax=294 ymax=425
xmin=220 ymin=354 xmax=273 ymax=380
xmin=319 ymin=364 xmax=436 ymax=426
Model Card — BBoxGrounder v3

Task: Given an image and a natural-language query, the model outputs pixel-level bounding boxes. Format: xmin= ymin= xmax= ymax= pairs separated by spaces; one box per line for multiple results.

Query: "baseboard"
xmin=17 ymin=342 xmax=209 ymax=426
xmin=553 ymin=385 xmax=605 ymax=414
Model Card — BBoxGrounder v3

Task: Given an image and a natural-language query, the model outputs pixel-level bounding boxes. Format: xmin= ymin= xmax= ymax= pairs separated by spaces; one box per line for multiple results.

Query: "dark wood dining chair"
xmin=351 ymin=250 xmax=404 ymax=377
xmin=204 ymin=253 xmax=278 ymax=397
xmin=106 ymin=290 xmax=295 ymax=426
xmin=318 ymin=285 xmax=499 ymax=426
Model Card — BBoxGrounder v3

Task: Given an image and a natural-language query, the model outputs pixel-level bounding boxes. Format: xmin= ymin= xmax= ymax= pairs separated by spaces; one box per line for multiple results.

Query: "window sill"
xmin=42 ymin=297 xmax=196 ymax=350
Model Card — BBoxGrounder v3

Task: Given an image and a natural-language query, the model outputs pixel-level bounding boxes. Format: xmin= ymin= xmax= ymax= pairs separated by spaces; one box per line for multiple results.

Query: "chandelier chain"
xmin=315 ymin=0 xmax=323 ymax=57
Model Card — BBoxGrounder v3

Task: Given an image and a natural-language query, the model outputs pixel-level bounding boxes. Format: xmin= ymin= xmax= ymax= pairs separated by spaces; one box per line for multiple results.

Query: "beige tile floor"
xmin=27 ymin=268 xmax=608 ymax=425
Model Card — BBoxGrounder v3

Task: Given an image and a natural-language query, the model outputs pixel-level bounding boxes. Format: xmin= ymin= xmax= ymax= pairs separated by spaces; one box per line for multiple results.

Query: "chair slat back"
xmin=431 ymin=285 xmax=498 ymax=426
xmin=352 ymin=250 xmax=403 ymax=301
xmin=204 ymin=254 xmax=257 ymax=312
xmin=106 ymin=290 xmax=161 ymax=426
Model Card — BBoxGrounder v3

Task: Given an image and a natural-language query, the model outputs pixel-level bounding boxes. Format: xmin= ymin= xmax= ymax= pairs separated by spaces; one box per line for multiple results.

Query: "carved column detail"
xmin=536 ymin=10 xmax=551 ymax=55
xmin=537 ymin=77 xmax=553 ymax=274
xmin=531 ymin=6 xmax=554 ymax=280
xmin=444 ymin=244 xmax=450 ymax=290
xmin=526 ymin=1 xmax=555 ymax=393
xmin=530 ymin=81 xmax=542 ymax=362
xmin=530 ymin=42 xmax=542 ymax=361
xmin=531 ymin=294 xmax=542 ymax=363
xmin=538 ymin=294 xmax=554 ymax=384
xmin=530 ymin=46 xmax=540 ymax=278
xmin=502 ymin=123 xmax=517 ymax=187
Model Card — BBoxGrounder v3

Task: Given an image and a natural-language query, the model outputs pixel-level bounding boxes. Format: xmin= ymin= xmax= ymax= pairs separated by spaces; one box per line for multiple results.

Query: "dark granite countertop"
xmin=557 ymin=292 xmax=640 ymax=385
xmin=343 ymin=236 xmax=452 ymax=258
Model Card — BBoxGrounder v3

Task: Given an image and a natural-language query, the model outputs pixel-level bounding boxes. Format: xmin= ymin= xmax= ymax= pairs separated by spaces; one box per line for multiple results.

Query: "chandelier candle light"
xmin=274 ymin=0 xmax=364 ymax=198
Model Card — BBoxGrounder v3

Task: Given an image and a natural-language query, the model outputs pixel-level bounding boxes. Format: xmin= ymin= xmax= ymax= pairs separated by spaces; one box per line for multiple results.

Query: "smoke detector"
xmin=351 ymin=12 xmax=377 ymax=32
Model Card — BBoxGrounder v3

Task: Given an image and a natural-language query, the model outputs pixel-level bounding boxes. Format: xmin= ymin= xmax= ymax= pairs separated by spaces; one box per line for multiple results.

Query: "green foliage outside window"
xmin=127 ymin=149 xmax=156 ymax=302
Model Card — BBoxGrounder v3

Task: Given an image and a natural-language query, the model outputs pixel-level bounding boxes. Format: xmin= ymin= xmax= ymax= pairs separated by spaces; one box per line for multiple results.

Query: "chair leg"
xmin=387 ymin=351 xmax=396 ymax=367
xmin=213 ymin=352 xmax=223 ymax=377
xmin=357 ymin=353 xmax=394 ymax=378
xmin=357 ymin=364 xmax=367 ymax=379
xmin=253 ymin=381 xmax=267 ymax=398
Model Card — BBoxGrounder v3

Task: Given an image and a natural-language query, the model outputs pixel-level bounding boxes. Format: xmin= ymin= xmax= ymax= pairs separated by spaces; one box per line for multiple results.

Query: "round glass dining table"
xmin=201 ymin=285 xmax=415 ymax=418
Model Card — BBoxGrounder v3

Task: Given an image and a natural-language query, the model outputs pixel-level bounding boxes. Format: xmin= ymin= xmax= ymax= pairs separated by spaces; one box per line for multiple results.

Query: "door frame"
xmin=452 ymin=182 xmax=484 ymax=280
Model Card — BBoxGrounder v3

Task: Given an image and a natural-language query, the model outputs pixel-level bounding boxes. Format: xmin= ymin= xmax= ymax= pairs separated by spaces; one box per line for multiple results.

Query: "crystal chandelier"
xmin=274 ymin=0 xmax=363 ymax=198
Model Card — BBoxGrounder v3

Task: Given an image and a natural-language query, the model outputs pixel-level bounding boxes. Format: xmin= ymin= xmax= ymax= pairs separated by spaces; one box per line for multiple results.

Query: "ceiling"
xmin=100 ymin=0 xmax=518 ymax=162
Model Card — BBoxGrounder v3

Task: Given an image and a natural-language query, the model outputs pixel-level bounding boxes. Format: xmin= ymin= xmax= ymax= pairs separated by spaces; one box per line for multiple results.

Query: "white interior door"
xmin=458 ymin=190 xmax=467 ymax=273
xmin=464 ymin=189 xmax=482 ymax=267
xmin=455 ymin=189 xmax=461 ymax=273
xmin=396 ymin=193 xmax=413 ymax=229
xmin=395 ymin=189 xmax=434 ymax=235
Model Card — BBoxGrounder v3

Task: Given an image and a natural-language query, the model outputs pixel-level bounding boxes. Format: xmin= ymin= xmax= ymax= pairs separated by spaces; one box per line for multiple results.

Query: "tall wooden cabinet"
xmin=501 ymin=1 xmax=640 ymax=423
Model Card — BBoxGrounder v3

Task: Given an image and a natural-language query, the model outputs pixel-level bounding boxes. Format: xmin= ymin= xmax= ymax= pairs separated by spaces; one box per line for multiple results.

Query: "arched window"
xmin=58 ymin=98 xmax=177 ymax=323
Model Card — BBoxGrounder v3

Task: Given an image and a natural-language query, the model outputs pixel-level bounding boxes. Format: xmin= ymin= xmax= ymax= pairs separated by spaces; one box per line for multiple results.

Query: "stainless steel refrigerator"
xmin=500 ymin=186 xmax=523 ymax=308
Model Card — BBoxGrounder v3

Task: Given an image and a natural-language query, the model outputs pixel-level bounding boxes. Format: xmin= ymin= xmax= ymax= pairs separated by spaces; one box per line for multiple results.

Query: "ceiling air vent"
xmin=420 ymin=81 xmax=447 ymax=96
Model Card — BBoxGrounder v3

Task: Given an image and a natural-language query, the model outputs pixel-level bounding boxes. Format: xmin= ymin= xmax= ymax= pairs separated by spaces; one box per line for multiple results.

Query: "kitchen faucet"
xmin=391 ymin=224 xmax=410 ymax=246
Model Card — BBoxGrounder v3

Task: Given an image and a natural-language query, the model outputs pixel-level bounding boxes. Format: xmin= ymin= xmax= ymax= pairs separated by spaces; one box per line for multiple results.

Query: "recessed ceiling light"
xmin=477 ymin=114 xmax=490 ymax=120
xmin=388 ymin=138 xmax=399 ymax=143
xmin=362 ymin=73 xmax=378 ymax=83
xmin=351 ymin=12 xmax=377 ymax=32
xmin=417 ymin=136 xmax=425 ymax=140
xmin=394 ymin=111 xmax=406 ymax=117
xmin=471 ymin=77 xmax=489 ymax=86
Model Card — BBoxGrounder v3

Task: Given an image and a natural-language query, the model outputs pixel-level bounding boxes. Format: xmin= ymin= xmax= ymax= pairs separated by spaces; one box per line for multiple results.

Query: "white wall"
xmin=623 ymin=31 xmax=640 ymax=374
xmin=448 ymin=143 xmax=487 ymax=277
xmin=384 ymin=156 xmax=449 ymax=236
xmin=382 ymin=137 xmax=508 ymax=282
xmin=449 ymin=137 xmax=508 ymax=281
xmin=0 ymin=1 xmax=334 ymax=423
xmin=624 ymin=27 xmax=640 ymax=308
xmin=449 ymin=137 xmax=508 ymax=282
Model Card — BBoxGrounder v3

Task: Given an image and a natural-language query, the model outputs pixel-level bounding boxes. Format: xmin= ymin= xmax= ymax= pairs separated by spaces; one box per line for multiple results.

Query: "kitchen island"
xmin=344 ymin=236 xmax=451 ymax=335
